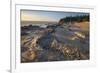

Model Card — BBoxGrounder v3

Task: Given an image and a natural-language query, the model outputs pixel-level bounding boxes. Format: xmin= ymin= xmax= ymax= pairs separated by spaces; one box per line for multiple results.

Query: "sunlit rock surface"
xmin=21 ymin=22 xmax=89 ymax=63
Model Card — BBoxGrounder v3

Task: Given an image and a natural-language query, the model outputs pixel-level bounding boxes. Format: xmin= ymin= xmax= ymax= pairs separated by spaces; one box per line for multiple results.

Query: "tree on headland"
xmin=59 ymin=15 xmax=89 ymax=25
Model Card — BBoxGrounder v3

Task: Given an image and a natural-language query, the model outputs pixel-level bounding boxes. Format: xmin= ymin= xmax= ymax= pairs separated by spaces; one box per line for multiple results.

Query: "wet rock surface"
xmin=21 ymin=22 xmax=89 ymax=63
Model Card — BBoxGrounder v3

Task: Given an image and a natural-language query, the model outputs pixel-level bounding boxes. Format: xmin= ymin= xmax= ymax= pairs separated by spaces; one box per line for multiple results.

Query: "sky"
xmin=21 ymin=10 xmax=89 ymax=22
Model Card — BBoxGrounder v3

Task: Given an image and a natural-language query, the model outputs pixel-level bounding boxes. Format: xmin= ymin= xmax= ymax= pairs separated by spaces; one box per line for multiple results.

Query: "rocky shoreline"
xmin=21 ymin=20 xmax=89 ymax=63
